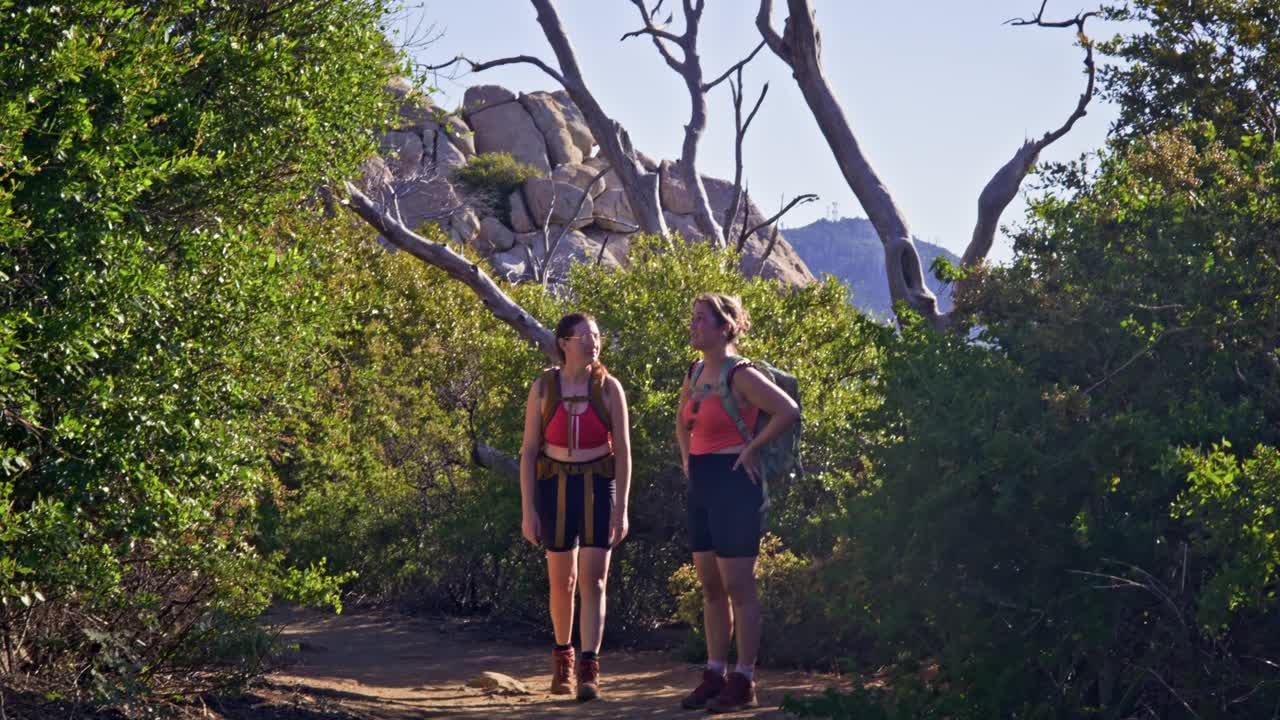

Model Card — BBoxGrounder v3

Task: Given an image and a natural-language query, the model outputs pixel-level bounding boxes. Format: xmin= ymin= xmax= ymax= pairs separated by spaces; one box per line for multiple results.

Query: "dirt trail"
xmin=258 ymin=607 xmax=851 ymax=719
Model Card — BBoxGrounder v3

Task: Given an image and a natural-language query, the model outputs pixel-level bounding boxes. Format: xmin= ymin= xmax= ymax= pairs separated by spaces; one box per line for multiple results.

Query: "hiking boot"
xmin=550 ymin=646 xmax=575 ymax=695
xmin=576 ymin=654 xmax=600 ymax=701
xmin=705 ymin=672 xmax=757 ymax=713
xmin=679 ymin=668 xmax=726 ymax=709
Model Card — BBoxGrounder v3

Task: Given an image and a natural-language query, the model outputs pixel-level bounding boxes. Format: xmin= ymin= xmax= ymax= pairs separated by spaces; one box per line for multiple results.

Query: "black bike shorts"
xmin=687 ymin=453 xmax=765 ymax=558
xmin=535 ymin=454 xmax=616 ymax=552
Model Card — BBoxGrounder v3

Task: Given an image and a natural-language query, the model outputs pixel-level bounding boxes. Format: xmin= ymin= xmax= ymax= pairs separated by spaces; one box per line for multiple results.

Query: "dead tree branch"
xmin=436 ymin=2 xmax=668 ymax=238
xmin=754 ymin=224 xmax=783 ymax=276
xmin=621 ymin=0 xmax=686 ymax=70
xmin=523 ymin=0 xmax=668 ymax=238
xmin=536 ymin=165 xmax=612 ymax=286
xmin=757 ymin=0 xmax=939 ymax=325
xmin=704 ymin=40 xmax=767 ymax=92
xmin=956 ymin=6 xmax=1098 ymax=300
xmin=724 ymin=68 xmax=769 ymax=246
xmin=738 ymin=193 xmax=817 ymax=253
xmin=624 ymin=0 xmax=764 ymax=245
xmin=425 ymin=54 xmax=567 ymax=88
xmin=343 ymin=182 xmax=559 ymax=363
xmin=472 ymin=442 xmax=519 ymax=479
xmin=759 ymin=0 xmax=1096 ymax=330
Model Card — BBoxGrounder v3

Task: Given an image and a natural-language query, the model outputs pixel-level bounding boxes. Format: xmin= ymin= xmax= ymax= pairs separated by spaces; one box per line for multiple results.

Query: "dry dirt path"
xmin=257 ymin=607 xmax=852 ymax=719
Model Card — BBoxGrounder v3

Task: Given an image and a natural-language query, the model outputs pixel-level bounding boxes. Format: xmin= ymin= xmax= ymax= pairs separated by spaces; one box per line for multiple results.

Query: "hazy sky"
xmin=394 ymin=2 xmax=1124 ymax=264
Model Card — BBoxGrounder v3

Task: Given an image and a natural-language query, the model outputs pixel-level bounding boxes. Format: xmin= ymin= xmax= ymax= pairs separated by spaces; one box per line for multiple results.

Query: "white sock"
xmin=734 ymin=664 xmax=754 ymax=680
xmin=706 ymin=659 xmax=727 ymax=675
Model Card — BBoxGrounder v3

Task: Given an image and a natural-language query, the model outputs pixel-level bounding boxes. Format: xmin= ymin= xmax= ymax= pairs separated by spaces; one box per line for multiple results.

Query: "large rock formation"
xmin=370 ymin=80 xmax=814 ymax=286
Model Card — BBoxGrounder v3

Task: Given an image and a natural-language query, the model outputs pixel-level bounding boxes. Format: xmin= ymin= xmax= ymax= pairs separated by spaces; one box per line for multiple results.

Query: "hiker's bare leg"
xmin=716 ymin=555 xmax=760 ymax=667
xmin=547 ymin=548 xmax=579 ymax=645
xmin=577 ymin=547 xmax=612 ymax=653
xmin=695 ymin=551 xmax=732 ymax=663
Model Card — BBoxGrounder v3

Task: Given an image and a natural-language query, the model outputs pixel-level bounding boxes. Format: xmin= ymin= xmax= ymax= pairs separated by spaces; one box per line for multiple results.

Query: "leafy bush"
xmin=279 ymin=234 xmax=884 ymax=643
xmin=452 ymin=152 xmax=544 ymax=227
xmin=274 ymin=228 xmax=556 ymax=615
xmin=832 ymin=127 xmax=1280 ymax=717
xmin=668 ymin=534 xmax=868 ymax=668
xmin=1173 ymin=443 xmax=1280 ymax=634
xmin=0 ymin=0 xmax=398 ymax=703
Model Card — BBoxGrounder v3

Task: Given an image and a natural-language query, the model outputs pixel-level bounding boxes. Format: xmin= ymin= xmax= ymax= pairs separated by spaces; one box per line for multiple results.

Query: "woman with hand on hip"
xmin=676 ymin=293 xmax=799 ymax=713
xmin=519 ymin=312 xmax=631 ymax=702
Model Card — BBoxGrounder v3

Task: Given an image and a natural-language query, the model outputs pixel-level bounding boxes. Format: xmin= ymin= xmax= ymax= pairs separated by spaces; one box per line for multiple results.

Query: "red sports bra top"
xmin=544 ymin=400 xmax=611 ymax=451
xmin=681 ymin=385 xmax=759 ymax=455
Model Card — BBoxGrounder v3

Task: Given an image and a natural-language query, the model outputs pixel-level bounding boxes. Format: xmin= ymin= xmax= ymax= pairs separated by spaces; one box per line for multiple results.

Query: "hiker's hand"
xmin=609 ymin=510 xmax=629 ymax=546
xmin=682 ymin=455 xmax=689 ymax=480
xmin=733 ymin=445 xmax=761 ymax=485
xmin=522 ymin=511 xmax=541 ymax=546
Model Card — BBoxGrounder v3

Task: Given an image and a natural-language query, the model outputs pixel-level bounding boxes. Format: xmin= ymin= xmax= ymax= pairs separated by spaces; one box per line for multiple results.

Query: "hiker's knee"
xmin=701 ymin=578 xmax=729 ymax=606
xmin=552 ymin=571 xmax=577 ymax=597
xmin=721 ymin=570 xmax=758 ymax=605
xmin=579 ymin=574 xmax=607 ymax=598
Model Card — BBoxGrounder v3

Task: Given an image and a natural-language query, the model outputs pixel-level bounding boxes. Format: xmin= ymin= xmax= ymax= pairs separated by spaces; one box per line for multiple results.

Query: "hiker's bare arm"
xmin=519 ymin=376 xmax=544 ymax=545
xmin=734 ymin=366 xmax=799 ymax=451
xmin=675 ymin=375 xmax=691 ymax=478
xmin=605 ymin=376 xmax=632 ymax=544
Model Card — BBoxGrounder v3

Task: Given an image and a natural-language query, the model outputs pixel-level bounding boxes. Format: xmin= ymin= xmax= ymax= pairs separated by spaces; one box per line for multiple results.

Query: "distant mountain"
xmin=785 ymin=217 xmax=958 ymax=318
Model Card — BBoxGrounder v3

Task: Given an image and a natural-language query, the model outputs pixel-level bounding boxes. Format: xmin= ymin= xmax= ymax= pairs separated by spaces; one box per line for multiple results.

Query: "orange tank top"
xmin=681 ymin=382 xmax=759 ymax=455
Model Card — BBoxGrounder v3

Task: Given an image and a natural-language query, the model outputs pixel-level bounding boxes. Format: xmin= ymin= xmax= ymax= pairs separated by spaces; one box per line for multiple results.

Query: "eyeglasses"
xmin=563 ymin=333 xmax=601 ymax=343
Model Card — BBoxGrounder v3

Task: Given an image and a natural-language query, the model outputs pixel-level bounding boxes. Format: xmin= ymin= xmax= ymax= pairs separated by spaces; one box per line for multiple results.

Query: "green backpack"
xmin=690 ymin=355 xmax=803 ymax=509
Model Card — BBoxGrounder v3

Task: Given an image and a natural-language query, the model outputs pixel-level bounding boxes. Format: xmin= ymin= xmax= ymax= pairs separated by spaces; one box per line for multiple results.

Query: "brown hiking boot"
xmin=576 ymin=654 xmax=600 ymax=701
xmin=679 ymin=668 xmax=726 ymax=709
xmin=706 ymin=671 xmax=757 ymax=713
xmin=550 ymin=646 xmax=574 ymax=695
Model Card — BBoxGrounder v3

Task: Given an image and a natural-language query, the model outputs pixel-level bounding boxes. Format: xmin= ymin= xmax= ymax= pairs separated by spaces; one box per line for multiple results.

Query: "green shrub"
xmin=1173 ymin=443 xmax=1280 ymax=634
xmin=669 ymin=534 xmax=867 ymax=668
xmin=452 ymin=152 xmax=544 ymax=228
xmin=275 ymin=229 xmax=555 ymax=614
xmin=834 ymin=127 xmax=1280 ymax=717
xmin=279 ymin=234 xmax=884 ymax=644
xmin=0 ymin=0 xmax=399 ymax=704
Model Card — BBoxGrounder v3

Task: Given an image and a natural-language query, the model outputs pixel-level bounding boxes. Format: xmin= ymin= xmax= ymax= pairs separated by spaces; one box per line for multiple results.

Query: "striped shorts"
xmin=534 ymin=454 xmax=616 ymax=552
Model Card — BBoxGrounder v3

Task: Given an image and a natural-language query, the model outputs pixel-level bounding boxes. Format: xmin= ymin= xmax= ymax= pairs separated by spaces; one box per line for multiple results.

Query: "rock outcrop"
xmin=370 ymin=80 xmax=814 ymax=286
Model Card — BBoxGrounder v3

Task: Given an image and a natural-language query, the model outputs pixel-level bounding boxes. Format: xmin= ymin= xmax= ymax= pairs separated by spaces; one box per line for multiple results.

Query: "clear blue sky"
xmin=393 ymin=1 xmax=1125 ymax=264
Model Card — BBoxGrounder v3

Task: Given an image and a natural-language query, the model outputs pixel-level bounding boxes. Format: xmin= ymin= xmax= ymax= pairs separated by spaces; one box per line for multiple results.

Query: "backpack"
xmin=540 ymin=365 xmax=612 ymax=436
xmin=689 ymin=355 xmax=802 ymax=508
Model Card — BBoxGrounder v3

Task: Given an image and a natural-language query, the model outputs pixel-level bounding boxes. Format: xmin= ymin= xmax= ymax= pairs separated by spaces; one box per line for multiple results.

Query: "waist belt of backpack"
xmin=537 ymin=454 xmax=615 ymax=548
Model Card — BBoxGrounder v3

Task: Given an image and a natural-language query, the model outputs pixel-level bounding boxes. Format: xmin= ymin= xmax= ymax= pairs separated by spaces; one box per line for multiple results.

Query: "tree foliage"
xmin=1101 ymin=0 xmax=1280 ymax=146
xmin=0 ymin=0 xmax=399 ymax=702
xmin=802 ymin=127 xmax=1280 ymax=718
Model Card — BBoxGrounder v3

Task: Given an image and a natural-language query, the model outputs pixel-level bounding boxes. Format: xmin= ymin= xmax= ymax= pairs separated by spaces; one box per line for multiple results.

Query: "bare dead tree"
xmin=430 ymin=0 xmax=670 ymax=239
xmin=344 ymin=182 xmax=560 ymax=362
xmin=527 ymin=165 xmax=611 ymax=285
xmin=724 ymin=66 xmax=768 ymax=246
xmin=757 ymin=0 xmax=1097 ymax=328
xmin=737 ymin=192 xmax=817 ymax=253
xmin=473 ymin=442 xmax=520 ymax=478
xmin=622 ymin=0 xmax=766 ymax=245
xmin=954 ymin=3 xmax=1098 ymax=301
xmin=755 ymin=224 xmax=783 ymax=277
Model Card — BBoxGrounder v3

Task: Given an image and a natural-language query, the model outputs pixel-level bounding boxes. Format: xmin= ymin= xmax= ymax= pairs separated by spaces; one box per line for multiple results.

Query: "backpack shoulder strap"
xmin=688 ymin=359 xmax=705 ymax=386
xmin=718 ymin=355 xmax=753 ymax=443
xmin=540 ymin=367 xmax=562 ymax=429
xmin=588 ymin=365 xmax=612 ymax=431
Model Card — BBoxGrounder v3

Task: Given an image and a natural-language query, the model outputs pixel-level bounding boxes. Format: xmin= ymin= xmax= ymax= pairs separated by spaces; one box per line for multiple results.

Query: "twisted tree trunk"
xmin=758 ymin=0 xmax=1096 ymax=328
